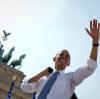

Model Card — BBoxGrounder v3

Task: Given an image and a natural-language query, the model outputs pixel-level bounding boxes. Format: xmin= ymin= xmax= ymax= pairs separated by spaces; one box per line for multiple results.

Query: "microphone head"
xmin=48 ymin=67 xmax=53 ymax=73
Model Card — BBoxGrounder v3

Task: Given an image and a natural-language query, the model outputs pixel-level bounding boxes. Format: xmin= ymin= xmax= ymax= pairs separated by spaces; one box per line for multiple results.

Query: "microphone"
xmin=48 ymin=67 xmax=53 ymax=73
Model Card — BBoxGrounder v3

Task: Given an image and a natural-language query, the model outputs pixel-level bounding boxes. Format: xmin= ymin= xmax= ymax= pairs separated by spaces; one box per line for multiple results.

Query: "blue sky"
xmin=0 ymin=0 xmax=100 ymax=98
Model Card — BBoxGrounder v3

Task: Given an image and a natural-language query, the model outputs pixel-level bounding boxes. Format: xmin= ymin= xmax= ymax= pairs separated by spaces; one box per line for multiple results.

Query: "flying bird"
xmin=2 ymin=30 xmax=11 ymax=41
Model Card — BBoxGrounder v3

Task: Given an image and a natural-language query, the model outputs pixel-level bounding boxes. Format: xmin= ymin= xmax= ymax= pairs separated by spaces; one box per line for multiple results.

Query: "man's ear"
xmin=68 ymin=62 xmax=70 ymax=66
xmin=67 ymin=60 xmax=70 ymax=66
xmin=53 ymin=57 xmax=56 ymax=62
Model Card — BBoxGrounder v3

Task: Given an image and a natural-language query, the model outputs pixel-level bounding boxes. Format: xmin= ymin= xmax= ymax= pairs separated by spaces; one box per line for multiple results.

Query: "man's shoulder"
xmin=64 ymin=72 xmax=74 ymax=77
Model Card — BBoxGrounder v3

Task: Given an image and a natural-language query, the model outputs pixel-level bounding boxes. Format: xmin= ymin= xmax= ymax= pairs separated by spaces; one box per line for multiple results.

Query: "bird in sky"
xmin=2 ymin=30 xmax=11 ymax=41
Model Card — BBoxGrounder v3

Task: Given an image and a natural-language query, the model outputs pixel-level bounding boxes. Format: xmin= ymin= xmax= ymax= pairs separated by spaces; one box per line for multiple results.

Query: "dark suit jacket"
xmin=71 ymin=92 xmax=78 ymax=99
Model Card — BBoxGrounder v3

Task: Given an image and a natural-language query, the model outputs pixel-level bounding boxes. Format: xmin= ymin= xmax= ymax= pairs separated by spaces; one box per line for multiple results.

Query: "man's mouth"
xmin=60 ymin=59 xmax=66 ymax=64
xmin=61 ymin=59 xmax=65 ymax=62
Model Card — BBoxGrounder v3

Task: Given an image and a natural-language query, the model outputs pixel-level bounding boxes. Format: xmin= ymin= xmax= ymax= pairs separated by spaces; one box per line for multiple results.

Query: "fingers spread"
xmin=85 ymin=28 xmax=92 ymax=38
xmin=94 ymin=19 xmax=97 ymax=29
xmin=85 ymin=28 xmax=90 ymax=34
xmin=98 ymin=23 xmax=100 ymax=33
xmin=90 ymin=20 xmax=92 ymax=30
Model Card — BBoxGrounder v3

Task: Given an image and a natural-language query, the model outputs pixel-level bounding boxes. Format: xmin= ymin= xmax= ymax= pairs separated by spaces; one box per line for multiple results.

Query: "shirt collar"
xmin=54 ymin=69 xmax=65 ymax=76
xmin=47 ymin=70 xmax=65 ymax=78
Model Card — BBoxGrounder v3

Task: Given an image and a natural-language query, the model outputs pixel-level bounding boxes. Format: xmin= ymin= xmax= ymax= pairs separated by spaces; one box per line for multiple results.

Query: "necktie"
xmin=37 ymin=72 xmax=59 ymax=99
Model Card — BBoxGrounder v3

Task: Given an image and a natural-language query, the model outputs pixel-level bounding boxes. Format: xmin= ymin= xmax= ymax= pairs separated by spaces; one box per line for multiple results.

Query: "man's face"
xmin=54 ymin=49 xmax=70 ymax=71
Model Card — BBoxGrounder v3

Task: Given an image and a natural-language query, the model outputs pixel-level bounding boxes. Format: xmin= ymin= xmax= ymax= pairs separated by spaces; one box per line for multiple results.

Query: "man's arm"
xmin=72 ymin=19 xmax=100 ymax=86
xmin=28 ymin=67 xmax=50 ymax=83
xmin=20 ymin=67 xmax=51 ymax=93
xmin=86 ymin=19 xmax=100 ymax=61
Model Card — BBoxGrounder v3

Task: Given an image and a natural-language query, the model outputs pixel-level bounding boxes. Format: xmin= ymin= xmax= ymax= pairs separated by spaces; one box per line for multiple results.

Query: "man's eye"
xmin=66 ymin=55 xmax=69 ymax=57
xmin=60 ymin=53 xmax=64 ymax=56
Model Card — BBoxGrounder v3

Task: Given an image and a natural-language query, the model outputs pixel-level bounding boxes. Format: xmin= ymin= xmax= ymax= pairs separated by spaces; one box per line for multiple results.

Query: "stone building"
xmin=0 ymin=64 xmax=32 ymax=99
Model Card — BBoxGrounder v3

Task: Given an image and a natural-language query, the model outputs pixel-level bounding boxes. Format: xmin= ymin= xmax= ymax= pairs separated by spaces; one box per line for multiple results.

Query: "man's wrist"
xmin=92 ymin=39 xmax=99 ymax=47
xmin=93 ymin=43 xmax=99 ymax=47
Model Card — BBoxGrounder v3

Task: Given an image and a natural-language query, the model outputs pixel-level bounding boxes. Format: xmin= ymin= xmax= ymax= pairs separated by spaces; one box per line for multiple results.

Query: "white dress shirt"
xmin=20 ymin=58 xmax=97 ymax=99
